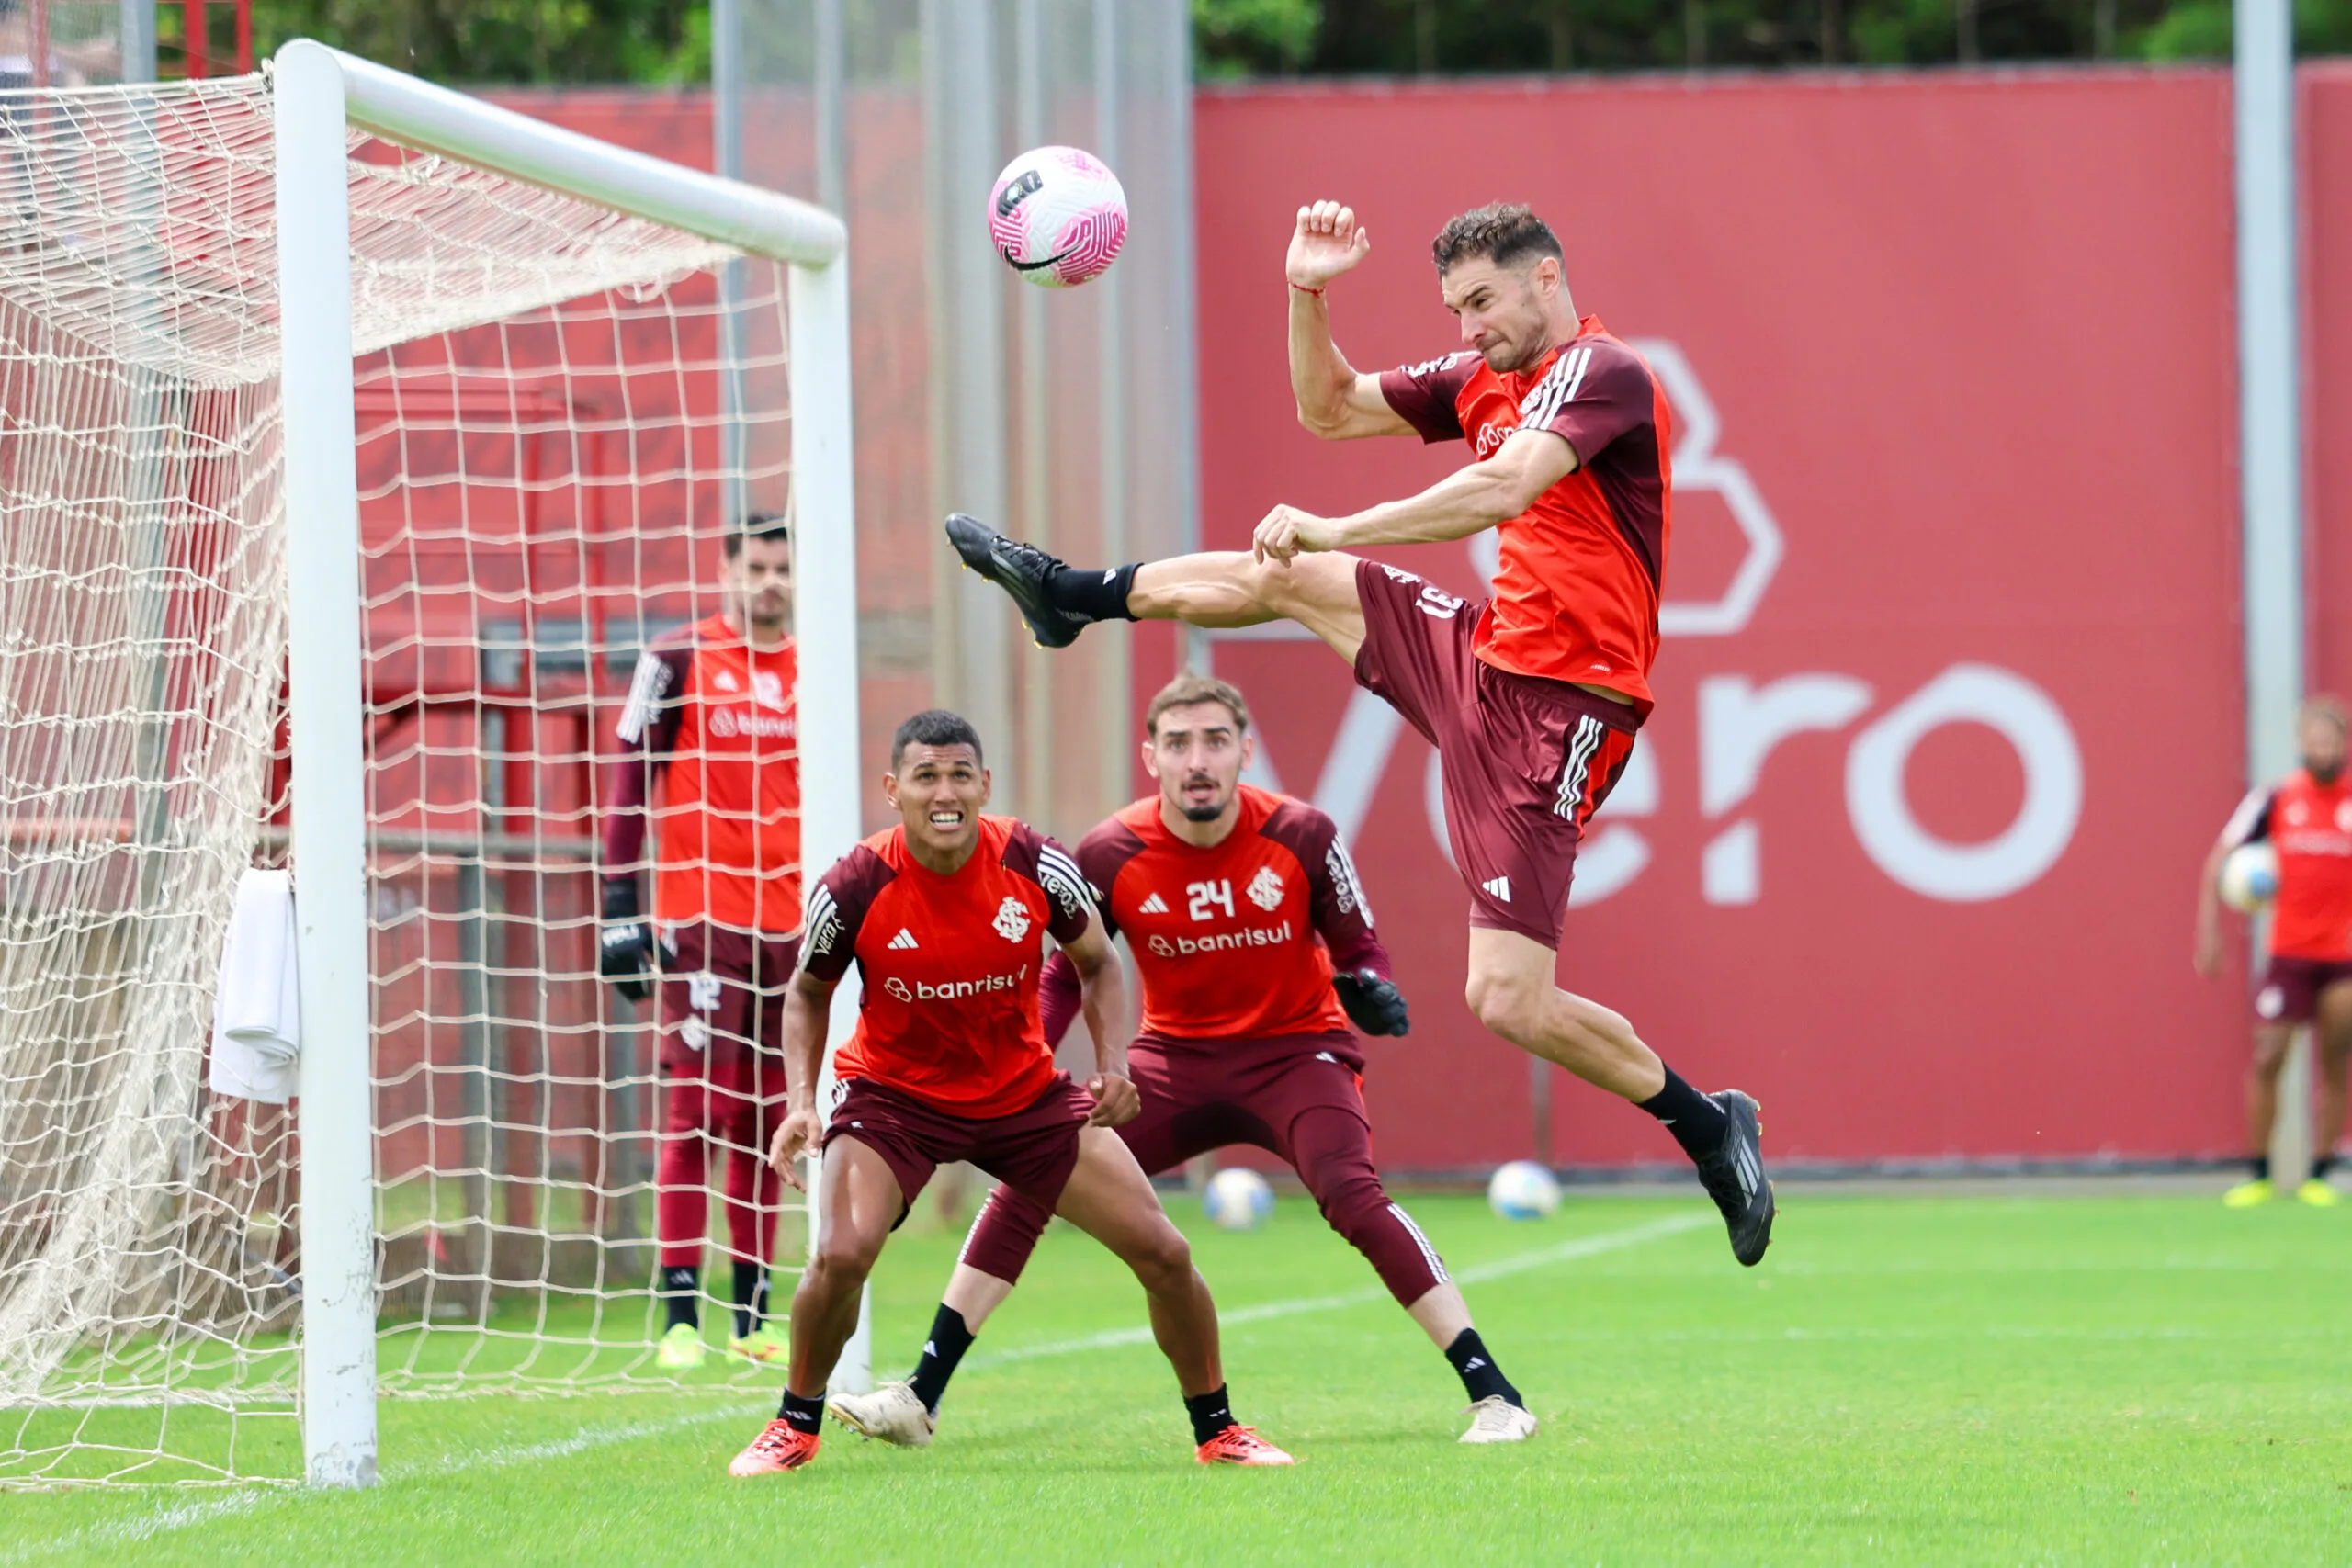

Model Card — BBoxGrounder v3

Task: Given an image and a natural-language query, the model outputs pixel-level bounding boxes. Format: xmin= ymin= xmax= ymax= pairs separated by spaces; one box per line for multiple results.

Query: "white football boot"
xmin=1459 ymin=1396 xmax=1539 ymax=1444
xmin=828 ymin=1380 xmax=937 ymax=1449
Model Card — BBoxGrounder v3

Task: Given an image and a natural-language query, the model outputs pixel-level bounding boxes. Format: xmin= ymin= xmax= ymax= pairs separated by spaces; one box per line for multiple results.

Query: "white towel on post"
xmin=209 ymin=866 xmax=302 ymax=1104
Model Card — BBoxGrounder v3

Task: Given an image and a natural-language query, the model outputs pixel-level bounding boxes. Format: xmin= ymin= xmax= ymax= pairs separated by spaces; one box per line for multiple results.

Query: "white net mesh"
xmin=0 ymin=73 xmax=810 ymax=1485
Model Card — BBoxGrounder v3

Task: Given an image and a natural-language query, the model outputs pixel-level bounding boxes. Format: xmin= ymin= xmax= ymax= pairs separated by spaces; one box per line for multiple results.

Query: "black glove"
xmin=1331 ymin=967 xmax=1410 ymax=1037
xmin=598 ymin=875 xmax=654 ymax=1004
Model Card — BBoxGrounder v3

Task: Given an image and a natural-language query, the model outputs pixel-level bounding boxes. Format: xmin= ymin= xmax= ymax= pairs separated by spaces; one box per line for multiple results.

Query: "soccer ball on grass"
xmin=1203 ymin=1167 xmax=1274 ymax=1232
xmin=1487 ymin=1160 xmax=1561 ymax=1221
xmin=989 ymin=145 xmax=1127 ymax=288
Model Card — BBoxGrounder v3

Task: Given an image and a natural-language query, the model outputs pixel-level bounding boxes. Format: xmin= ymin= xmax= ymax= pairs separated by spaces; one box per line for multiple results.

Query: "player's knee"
xmin=808 ymin=1223 xmax=885 ymax=1287
xmin=1124 ymin=1221 xmax=1195 ymax=1296
xmin=1464 ymin=966 xmax=1543 ymax=1045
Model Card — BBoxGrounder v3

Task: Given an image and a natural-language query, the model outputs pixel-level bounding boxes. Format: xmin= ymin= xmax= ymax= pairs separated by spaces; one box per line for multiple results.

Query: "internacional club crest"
xmin=1245 ymin=867 xmax=1284 ymax=911
xmin=992 ymin=895 xmax=1032 ymax=942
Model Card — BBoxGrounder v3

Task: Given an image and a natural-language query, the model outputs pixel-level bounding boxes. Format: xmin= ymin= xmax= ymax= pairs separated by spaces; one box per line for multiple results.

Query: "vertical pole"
xmin=183 ymin=0 xmax=204 ymax=77
xmin=1159 ymin=0 xmax=1204 ymax=673
xmin=814 ymin=0 xmax=846 ymax=216
xmin=789 ymin=254 xmax=869 ymax=1393
xmin=1092 ymin=0 xmax=1128 ymax=811
xmin=713 ymin=0 xmax=750 ymax=525
xmin=2236 ymin=0 xmax=2308 ymax=1185
xmin=30 ymin=0 xmax=49 ymax=88
xmin=234 ymin=0 xmax=252 ymax=73
xmin=119 ymin=0 xmax=157 ymax=82
xmin=275 ymin=39 xmax=377 ymax=1489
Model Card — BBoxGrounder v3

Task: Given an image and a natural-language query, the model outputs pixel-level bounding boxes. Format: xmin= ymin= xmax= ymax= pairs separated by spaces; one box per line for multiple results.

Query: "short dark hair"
xmin=722 ymin=511 xmax=791 ymax=560
xmin=890 ymin=708 xmax=985 ymax=771
xmin=1145 ymin=673 xmax=1251 ymax=738
xmin=1430 ymin=203 xmax=1564 ymax=275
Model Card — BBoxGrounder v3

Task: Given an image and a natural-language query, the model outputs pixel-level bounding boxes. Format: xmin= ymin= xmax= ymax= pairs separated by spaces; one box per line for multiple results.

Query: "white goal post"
xmin=274 ymin=41 xmax=862 ymax=1489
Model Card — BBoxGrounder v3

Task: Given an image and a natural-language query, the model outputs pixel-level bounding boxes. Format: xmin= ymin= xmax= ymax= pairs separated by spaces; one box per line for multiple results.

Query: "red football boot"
xmin=1195 ymin=1424 xmax=1294 ymax=1466
xmin=729 ymin=1418 xmax=820 ymax=1476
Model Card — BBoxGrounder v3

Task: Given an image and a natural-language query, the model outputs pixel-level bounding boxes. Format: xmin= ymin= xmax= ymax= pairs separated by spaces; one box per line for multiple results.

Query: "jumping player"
xmin=2195 ymin=694 xmax=2352 ymax=1207
xmin=944 ymin=199 xmax=1774 ymax=1263
xmin=831 ymin=675 xmax=1537 ymax=1448
xmin=601 ymin=513 xmax=802 ymax=1367
xmin=727 ymin=710 xmax=1293 ymax=1474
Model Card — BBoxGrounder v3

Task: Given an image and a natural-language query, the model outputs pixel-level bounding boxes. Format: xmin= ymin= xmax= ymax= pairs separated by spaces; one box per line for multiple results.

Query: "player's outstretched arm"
xmin=1060 ymin=916 xmax=1136 ymax=1127
xmin=766 ymin=969 xmax=837 ymax=1187
xmin=1288 ymin=200 xmax=1412 ymax=442
xmin=2197 ymin=788 xmax=2272 ymax=977
xmin=1253 ymin=426 xmax=1578 ymax=563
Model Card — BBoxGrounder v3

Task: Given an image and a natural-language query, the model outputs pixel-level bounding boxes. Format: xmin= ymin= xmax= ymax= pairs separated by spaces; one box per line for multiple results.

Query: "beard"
xmin=1180 ymin=800 xmax=1227 ymax=823
xmin=2312 ymin=761 xmax=2345 ymax=785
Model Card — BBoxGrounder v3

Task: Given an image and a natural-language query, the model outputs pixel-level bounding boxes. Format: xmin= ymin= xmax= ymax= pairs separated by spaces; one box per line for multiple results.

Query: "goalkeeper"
xmin=602 ymin=513 xmax=803 ymax=1369
xmin=831 ymin=675 xmax=1538 ymax=1446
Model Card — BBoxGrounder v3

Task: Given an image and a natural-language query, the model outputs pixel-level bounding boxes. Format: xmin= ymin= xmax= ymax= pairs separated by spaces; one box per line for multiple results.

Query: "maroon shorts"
xmin=1109 ymin=1032 xmax=1371 ymax=1176
xmin=2255 ymin=956 xmax=2352 ymax=1024
xmin=656 ymin=921 xmax=800 ymax=1088
xmin=824 ymin=1074 xmax=1091 ymax=1224
xmin=1351 ymin=558 xmax=1639 ymax=947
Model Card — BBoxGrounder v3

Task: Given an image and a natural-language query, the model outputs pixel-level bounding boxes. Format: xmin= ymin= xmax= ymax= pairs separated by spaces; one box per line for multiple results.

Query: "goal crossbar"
xmin=273 ymin=40 xmax=862 ymax=1490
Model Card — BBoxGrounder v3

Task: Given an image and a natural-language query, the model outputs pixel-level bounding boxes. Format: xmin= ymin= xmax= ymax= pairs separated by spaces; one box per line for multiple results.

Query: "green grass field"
xmin=5 ymin=1190 xmax=2350 ymax=1565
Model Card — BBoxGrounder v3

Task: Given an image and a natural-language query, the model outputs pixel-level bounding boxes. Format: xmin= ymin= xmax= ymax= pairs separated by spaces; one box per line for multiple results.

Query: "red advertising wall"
xmin=1186 ymin=73 xmax=2250 ymax=1169
xmin=2307 ymin=65 xmax=2352 ymax=709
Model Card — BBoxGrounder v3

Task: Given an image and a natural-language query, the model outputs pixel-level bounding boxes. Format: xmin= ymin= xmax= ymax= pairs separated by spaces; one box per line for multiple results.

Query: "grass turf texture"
xmin=5 ymin=1193 xmax=2349 ymax=1565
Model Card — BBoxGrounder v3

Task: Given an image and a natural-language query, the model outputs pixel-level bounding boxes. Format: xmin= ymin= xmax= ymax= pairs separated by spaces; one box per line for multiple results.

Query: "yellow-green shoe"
xmin=729 ymin=1326 xmax=788 ymax=1364
xmin=656 ymin=1322 xmax=709 ymax=1371
xmin=2222 ymin=1178 xmax=2276 ymax=1208
xmin=2296 ymin=1178 xmax=2341 ymax=1208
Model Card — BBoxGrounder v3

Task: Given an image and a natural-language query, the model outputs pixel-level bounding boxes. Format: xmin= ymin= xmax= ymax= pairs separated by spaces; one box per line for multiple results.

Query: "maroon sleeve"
xmin=796 ymin=844 xmax=890 ymax=984
xmin=601 ymin=642 xmax=693 ymax=872
xmin=1517 ymin=339 xmax=1656 ymax=466
xmin=1261 ymin=801 xmax=1390 ymax=978
xmin=1376 ymin=351 xmax=1477 ymax=445
xmin=1073 ymin=818 xmax=1148 ymax=944
xmin=2221 ymin=786 xmax=2277 ymax=849
xmin=1006 ymin=824 xmax=1095 ymax=945
xmin=1038 ymin=950 xmax=1082 ymax=1047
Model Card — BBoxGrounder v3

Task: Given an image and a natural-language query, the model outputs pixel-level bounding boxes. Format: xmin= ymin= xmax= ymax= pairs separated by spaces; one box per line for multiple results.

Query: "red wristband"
xmin=1291 ymin=282 xmax=1325 ymax=298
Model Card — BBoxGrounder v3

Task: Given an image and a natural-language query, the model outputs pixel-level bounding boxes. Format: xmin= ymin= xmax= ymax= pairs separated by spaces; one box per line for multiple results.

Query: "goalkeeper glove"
xmin=1331 ymin=967 xmax=1410 ymax=1037
xmin=599 ymin=875 xmax=654 ymax=1004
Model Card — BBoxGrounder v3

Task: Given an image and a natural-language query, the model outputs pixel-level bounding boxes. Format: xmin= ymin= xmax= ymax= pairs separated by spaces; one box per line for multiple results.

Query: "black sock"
xmin=1638 ymin=1066 xmax=1731 ymax=1163
xmin=1442 ymin=1328 xmax=1522 ymax=1408
xmin=2314 ymin=1154 xmax=2336 ymax=1181
xmin=776 ymin=1389 xmax=825 ymax=1435
xmin=2252 ymin=1154 xmax=2272 ymax=1181
xmin=1048 ymin=563 xmax=1140 ymax=623
xmin=660 ymin=1264 xmax=699 ymax=1331
xmin=732 ymin=1262 xmax=768 ymax=1340
xmin=906 ymin=1304 xmax=976 ymax=1414
xmin=1184 ymin=1384 xmax=1235 ymax=1446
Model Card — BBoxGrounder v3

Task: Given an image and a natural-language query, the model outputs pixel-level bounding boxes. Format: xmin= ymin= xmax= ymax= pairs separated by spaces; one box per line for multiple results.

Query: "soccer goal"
xmin=0 ymin=41 xmax=863 ymax=1489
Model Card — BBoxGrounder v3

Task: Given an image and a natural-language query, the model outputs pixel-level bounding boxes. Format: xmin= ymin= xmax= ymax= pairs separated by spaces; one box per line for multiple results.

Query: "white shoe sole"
xmin=1459 ymin=1409 xmax=1539 ymax=1444
xmin=829 ymin=1396 xmax=934 ymax=1449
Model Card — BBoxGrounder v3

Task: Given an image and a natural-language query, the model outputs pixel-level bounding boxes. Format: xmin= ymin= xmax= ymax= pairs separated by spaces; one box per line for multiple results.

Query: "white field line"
xmin=9 ymin=1209 xmax=1713 ymax=1557
xmin=4 ymin=1402 xmax=767 ymax=1563
xmin=967 ymin=1208 xmax=1713 ymax=1369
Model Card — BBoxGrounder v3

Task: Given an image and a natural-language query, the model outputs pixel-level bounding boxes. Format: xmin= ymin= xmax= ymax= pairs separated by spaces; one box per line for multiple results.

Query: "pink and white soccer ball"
xmin=989 ymin=145 xmax=1128 ymax=288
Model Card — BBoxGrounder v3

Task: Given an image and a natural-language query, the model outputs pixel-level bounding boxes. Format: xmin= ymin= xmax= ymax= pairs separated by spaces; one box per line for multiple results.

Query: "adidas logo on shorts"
xmin=888 ymin=928 xmax=920 ymax=950
xmin=1136 ymin=891 xmax=1170 ymax=915
xmin=1482 ymin=876 xmax=1511 ymax=902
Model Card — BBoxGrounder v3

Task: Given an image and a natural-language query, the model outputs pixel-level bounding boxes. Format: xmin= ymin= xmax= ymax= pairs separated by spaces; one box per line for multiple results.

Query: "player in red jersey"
xmin=600 ymin=513 xmax=804 ymax=1369
xmin=2196 ymin=695 xmax=2352 ymax=1208
xmin=727 ymin=710 xmax=1293 ymax=1474
xmin=827 ymin=674 xmax=1538 ymax=1448
xmin=945 ymin=200 xmax=1773 ymax=1264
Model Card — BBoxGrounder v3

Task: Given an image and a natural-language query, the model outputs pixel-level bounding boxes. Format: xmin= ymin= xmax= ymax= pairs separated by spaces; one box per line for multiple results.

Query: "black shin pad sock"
xmin=1443 ymin=1328 xmax=1522 ymax=1407
xmin=1048 ymin=563 xmax=1140 ymax=623
xmin=1184 ymin=1385 xmax=1235 ymax=1447
xmin=906 ymin=1304 xmax=977 ymax=1414
xmin=777 ymin=1389 xmax=825 ymax=1434
xmin=731 ymin=1262 xmax=768 ymax=1340
xmin=1637 ymin=1066 xmax=1731 ymax=1162
xmin=660 ymin=1264 xmax=699 ymax=1330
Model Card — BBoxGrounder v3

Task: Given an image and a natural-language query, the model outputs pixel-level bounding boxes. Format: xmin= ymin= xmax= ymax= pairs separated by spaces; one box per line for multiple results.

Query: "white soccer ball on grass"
xmin=1487 ymin=1160 xmax=1561 ymax=1222
xmin=1203 ymin=1167 xmax=1274 ymax=1232
xmin=989 ymin=145 xmax=1128 ymax=288
xmin=2220 ymin=841 xmax=2279 ymax=914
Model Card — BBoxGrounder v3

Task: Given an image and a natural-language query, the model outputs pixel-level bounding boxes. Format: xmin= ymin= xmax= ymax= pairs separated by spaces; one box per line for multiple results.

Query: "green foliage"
xmin=1194 ymin=0 xmax=1323 ymax=76
xmin=241 ymin=0 xmax=707 ymax=85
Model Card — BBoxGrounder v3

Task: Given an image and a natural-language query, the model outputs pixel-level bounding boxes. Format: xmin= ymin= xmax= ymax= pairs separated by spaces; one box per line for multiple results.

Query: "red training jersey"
xmin=605 ymin=615 xmax=802 ymax=932
xmin=1378 ymin=315 xmax=1673 ymax=716
xmin=1074 ymin=785 xmax=1386 ymax=1041
xmin=2222 ymin=769 xmax=2352 ymax=961
xmin=800 ymin=817 xmax=1093 ymax=1117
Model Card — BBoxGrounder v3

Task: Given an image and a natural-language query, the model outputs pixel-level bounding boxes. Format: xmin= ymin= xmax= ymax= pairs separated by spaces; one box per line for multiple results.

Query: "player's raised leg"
xmin=1050 ymin=1125 xmax=1291 ymax=1465
xmin=944 ymin=513 xmax=1367 ymax=662
xmin=729 ymin=1134 xmax=901 ymax=1475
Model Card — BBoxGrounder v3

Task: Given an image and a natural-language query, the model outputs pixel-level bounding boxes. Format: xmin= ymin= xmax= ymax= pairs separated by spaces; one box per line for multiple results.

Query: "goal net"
xmin=0 ymin=50 xmax=858 ymax=1487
